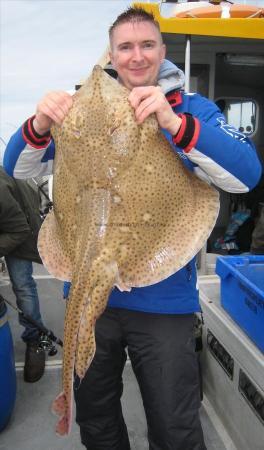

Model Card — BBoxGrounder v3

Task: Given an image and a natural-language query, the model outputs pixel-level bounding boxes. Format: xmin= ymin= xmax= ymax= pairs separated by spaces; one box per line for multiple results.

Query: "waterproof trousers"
xmin=5 ymin=256 xmax=43 ymax=342
xmin=74 ymin=308 xmax=206 ymax=450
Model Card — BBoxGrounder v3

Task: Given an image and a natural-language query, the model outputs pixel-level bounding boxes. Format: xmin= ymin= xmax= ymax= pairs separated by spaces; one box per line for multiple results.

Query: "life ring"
xmin=175 ymin=4 xmax=264 ymax=19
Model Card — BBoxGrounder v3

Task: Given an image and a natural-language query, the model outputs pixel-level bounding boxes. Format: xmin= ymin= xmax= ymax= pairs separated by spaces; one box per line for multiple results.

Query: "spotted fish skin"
xmin=38 ymin=65 xmax=219 ymax=436
xmin=53 ymin=247 xmax=119 ymax=435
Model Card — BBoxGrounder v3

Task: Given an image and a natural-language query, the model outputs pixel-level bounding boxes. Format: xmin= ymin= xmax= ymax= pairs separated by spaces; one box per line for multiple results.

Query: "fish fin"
xmin=55 ymin=414 xmax=71 ymax=436
xmin=38 ymin=210 xmax=73 ymax=281
xmin=115 ymin=272 xmax=132 ymax=292
xmin=52 ymin=392 xmax=72 ymax=436
xmin=52 ymin=391 xmax=67 ymax=416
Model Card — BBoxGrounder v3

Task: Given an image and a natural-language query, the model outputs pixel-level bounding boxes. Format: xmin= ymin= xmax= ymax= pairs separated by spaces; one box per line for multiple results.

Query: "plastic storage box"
xmin=215 ymin=255 xmax=264 ymax=353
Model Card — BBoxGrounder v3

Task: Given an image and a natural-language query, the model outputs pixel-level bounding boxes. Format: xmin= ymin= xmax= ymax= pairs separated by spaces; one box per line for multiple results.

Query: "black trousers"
xmin=74 ymin=308 xmax=206 ymax=450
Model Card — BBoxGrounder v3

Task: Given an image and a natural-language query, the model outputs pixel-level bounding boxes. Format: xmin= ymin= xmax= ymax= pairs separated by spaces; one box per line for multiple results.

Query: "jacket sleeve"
xmin=172 ymin=94 xmax=262 ymax=193
xmin=3 ymin=116 xmax=55 ymax=178
xmin=0 ymin=186 xmax=31 ymax=256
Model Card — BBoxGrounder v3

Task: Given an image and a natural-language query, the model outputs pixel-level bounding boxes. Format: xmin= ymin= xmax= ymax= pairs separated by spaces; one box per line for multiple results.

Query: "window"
xmin=216 ymin=98 xmax=257 ymax=136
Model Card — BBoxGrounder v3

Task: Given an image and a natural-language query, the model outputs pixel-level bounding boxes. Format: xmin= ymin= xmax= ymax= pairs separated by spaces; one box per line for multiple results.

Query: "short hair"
xmin=109 ymin=6 xmax=162 ymax=42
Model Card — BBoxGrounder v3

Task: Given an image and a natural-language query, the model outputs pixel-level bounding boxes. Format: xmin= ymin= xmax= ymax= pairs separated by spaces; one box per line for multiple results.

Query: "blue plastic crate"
xmin=215 ymin=255 xmax=264 ymax=353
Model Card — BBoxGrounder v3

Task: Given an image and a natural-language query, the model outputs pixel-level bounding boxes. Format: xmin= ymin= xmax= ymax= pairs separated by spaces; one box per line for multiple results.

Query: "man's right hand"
xmin=33 ymin=91 xmax=73 ymax=135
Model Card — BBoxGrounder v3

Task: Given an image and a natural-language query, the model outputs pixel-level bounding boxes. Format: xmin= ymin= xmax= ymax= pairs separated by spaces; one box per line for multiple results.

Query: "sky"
xmin=0 ymin=0 xmax=148 ymax=161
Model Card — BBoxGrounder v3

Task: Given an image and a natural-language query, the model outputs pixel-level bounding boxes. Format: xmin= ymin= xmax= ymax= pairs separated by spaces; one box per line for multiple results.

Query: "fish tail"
xmin=52 ymin=391 xmax=72 ymax=436
xmin=75 ymin=261 xmax=119 ymax=378
xmin=52 ymin=391 xmax=67 ymax=416
xmin=51 ymin=271 xmax=88 ymax=436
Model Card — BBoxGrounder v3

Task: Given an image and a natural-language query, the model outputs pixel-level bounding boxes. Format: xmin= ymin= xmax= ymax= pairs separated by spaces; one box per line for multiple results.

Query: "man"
xmin=0 ymin=167 xmax=46 ymax=383
xmin=3 ymin=7 xmax=262 ymax=450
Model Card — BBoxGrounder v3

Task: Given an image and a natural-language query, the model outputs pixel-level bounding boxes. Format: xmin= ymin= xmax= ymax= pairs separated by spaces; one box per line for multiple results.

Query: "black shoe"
xmin=24 ymin=341 xmax=45 ymax=383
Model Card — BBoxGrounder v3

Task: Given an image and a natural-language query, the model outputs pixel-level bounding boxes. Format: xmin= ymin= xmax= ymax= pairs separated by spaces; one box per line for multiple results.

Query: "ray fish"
xmin=38 ymin=65 xmax=219 ymax=436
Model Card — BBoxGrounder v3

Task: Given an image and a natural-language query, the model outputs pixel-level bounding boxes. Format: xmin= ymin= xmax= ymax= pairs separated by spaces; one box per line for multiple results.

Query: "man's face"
xmin=109 ymin=21 xmax=166 ymax=91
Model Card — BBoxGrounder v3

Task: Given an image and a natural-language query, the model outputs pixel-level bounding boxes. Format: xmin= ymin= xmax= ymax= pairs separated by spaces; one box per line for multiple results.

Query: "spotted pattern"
xmin=37 ymin=65 xmax=219 ymax=436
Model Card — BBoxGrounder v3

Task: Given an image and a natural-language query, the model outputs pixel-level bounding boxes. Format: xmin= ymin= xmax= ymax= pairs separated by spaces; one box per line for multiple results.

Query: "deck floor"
xmin=0 ymin=266 xmax=227 ymax=450
xmin=0 ymin=365 xmax=227 ymax=450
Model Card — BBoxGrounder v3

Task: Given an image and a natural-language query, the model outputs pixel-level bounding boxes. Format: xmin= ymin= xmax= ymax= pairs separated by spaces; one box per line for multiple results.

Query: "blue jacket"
xmin=3 ymin=64 xmax=262 ymax=314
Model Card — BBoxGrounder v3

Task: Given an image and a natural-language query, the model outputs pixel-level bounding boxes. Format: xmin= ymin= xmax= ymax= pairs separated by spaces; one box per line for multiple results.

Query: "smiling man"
xmin=3 ymin=6 xmax=262 ymax=450
xmin=109 ymin=15 xmax=165 ymax=89
xmin=109 ymin=12 xmax=182 ymax=136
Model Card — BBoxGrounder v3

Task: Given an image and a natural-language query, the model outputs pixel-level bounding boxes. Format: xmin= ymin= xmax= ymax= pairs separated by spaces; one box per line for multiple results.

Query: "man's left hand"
xmin=128 ymin=86 xmax=182 ymax=136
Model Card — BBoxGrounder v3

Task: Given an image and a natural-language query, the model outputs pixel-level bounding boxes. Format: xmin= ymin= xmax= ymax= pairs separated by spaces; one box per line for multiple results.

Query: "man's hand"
xmin=33 ymin=91 xmax=73 ymax=135
xmin=128 ymin=86 xmax=182 ymax=136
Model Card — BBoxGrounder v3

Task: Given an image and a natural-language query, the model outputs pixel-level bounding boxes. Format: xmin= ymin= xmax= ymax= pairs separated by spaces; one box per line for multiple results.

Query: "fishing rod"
xmin=31 ymin=178 xmax=53 ymax=218
xmin=32 ymin=178 xmax=51 ymax=203
xmin=0 ymin=294 xmax=63 ymax=356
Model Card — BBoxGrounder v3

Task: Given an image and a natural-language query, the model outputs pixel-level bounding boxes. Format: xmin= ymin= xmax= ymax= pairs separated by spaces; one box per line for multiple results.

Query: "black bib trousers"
xmin=74 ymin=307 xmax=206 ymax=450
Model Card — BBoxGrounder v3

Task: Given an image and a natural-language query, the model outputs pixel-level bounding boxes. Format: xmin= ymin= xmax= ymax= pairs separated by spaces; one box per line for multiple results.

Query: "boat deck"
xmin=0 ymin=264 xmax=230 ymax=450
xmin=1 ymin=366 xmax=228 ymax=450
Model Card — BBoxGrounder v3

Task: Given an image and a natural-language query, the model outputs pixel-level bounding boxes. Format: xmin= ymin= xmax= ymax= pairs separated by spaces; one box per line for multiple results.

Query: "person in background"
xmin=0 ymin=166 xmax=46 ymax=383
xmin=3 ymin=7 xmax=262 ymax=450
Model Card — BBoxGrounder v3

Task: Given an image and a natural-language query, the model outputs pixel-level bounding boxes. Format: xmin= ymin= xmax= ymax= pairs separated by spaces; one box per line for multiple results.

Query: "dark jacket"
xmin=0 ymin=167 xmax=42 ymax=263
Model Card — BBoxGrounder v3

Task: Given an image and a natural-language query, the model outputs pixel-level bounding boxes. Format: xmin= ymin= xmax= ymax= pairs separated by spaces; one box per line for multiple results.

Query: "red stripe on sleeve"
xmin=22 ymin=119 xmax=51 ymax=150
xmin=22 ymin=127 xmax=44 ymax=149
xmin=184 ymin=118 xmax=201 ymax=153
xmin=172 ymin=113 xmax=186 ymax=144
xmin=28 ymin=118 xmax=50 ymax=144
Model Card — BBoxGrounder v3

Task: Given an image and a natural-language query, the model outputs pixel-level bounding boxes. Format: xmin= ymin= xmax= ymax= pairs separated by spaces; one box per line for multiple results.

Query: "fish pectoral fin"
xmin=38 ymin=210 xmax=73 ymax=281
xmin=52 ymin=391 xmax=72 ymax=436
xmin=75 ymin=261 xmax=119 ymax=379
xmin=115 ymin=272 xmax=132 ymax=292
